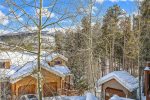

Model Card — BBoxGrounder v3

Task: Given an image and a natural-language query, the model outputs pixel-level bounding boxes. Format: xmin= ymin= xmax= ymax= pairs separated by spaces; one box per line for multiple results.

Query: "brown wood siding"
xmin=18 ymin=84 xmax=36 ymax=96
xmin=105 ymin=87 xmax=126 ymax=100
xmin=102 ymin=79 xmax=133 ymax=99
xmin=11 ymin=68 xmax=62 ymax=97
xmin=43 ymin=82 xmax=57 ymax=97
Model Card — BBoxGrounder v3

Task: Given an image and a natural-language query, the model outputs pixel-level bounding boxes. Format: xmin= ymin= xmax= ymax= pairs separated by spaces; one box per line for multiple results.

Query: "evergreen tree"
xmin=140 ymin=0 xmax=150 ymax=61
xmin=101 ymin=4 xmax=124 ymax=72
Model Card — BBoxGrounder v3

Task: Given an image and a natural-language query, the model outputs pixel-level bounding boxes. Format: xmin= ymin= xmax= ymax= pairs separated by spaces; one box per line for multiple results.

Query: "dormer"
xmin=45 ymin=53 xmax=68 ymax=66
xmin=0 ymin=59 xmax=11 ymax=69
xmin=49 ymin=57 xmax=66 ymax=66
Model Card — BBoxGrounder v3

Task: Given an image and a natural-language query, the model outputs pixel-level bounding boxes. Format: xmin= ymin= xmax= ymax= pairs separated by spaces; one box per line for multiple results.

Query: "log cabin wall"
xmin=11 ymin=68 xmax=62 ymax=98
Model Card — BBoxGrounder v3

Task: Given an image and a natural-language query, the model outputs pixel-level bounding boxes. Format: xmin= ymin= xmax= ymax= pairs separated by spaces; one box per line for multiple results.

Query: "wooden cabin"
xmin=0 ymin=52 xmax=76 ymax=99
xmin=97 ymin=71 xmax=138 ymax=100
xmin=144 ymin=62 xmax=150 ymax=100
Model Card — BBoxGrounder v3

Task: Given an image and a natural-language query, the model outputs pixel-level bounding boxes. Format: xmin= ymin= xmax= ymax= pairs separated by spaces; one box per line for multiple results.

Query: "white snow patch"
xmin=0 ymin=69 xmax=15 ymax=79
xmin=43 ymin=93 xmax=97 ymax=100
xmin=0 ymin=52 xmax=37 ymax=66
xmin=51 ymin=65 xmax=70 ymax=75
xmin=144 ymin=67 xmax=150 ymax=71
xmin=110 ymin=95 xmax=134 ymax=100
xmin=44 ymin=53 xmax=68 ymax=62
xmin=11 ymin=61 xmax=37 ymax=81
xmin=0 ymin=52 xmax=67 ymax=66
xmin=85 ymin=93 xmax=98 ymax=100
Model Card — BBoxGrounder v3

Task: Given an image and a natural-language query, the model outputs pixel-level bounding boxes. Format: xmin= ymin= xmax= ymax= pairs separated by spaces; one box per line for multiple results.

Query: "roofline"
xmin=49 ymin=54 xmax=68 ymax=62
xmin=98 ymin=75 xmax=138 ymax=92
xmin=10 ymin=64 xmax=69 ymax=83
xmin=10 ymin=72 xmax=33 ymax=83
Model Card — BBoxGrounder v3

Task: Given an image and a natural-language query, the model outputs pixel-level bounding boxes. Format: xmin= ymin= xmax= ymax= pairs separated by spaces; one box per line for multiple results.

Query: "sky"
xmin=0 ymin=0 xmax=140 ymax=34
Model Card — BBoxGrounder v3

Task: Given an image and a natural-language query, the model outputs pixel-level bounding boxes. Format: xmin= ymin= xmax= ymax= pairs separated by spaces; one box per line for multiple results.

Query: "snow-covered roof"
xmin=97 ymin=71 xmax=138 ymax=92
xmin=110 ymin=95 xmax=134 ymax=100
xmin=51 ymin=65 xmax=70 ymax=75
xmin=144 ymin=66 xmax=150 ymax=71
xmin=0 ymin=52 xmax=68 ymax=66
xmin=0 ymin=52 xmax=36 ymax=66
xmin=44 ymin=53 xmax=68 ymax=62
xmin=10 ymin=60 xmax=70 ymax=83
xmin=0 ymin=51 xmax=69 ymax=83
xmin=0 ymin=69 xmax=15 ymax=81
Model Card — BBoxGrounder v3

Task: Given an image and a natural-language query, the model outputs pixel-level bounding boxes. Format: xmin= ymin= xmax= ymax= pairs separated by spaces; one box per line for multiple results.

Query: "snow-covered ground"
xmin=110 ymin=95 xmax=134 ymax=100
xmin=43 ymin=93 xmax=98 ymax=100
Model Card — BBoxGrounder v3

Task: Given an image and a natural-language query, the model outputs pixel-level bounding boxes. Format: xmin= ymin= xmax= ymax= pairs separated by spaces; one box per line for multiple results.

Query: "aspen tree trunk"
xmin=138 ymin=0 xmax=141 ymax=99
xmin=123 ymin=30 xmax=126 ymax=70
xmin=112 ymin=27 xmax=115 ymax=72
xmin=37 ymin=0 xmax=43 ymax=99
xmin=88 ymin=0 xmax=96 ymax=95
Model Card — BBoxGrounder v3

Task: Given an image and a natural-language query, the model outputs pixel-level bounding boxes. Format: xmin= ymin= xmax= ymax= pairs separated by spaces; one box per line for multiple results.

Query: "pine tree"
xmin=101 ymin=4 xmax=124 ymax=72
xmin=140 ymin=0 xmax=150 ymax=61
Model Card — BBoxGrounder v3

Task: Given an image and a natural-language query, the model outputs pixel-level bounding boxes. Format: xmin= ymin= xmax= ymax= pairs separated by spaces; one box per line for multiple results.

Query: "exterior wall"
xmin=102 ymin=79 xmax=136 ymax=100
xmin=11 ymin=68 xmax=63 ymax=98
xmin=41 ymin=68 xmax=62 ymax=90
xmin=48 ymin=57 xmax=66 ymax=66
xmin=11 ymin=76 xmax=37 ymax=98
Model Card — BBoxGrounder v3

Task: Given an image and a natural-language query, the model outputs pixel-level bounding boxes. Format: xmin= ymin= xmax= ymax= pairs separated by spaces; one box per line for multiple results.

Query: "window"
xmin=55 ymin=60 xmax=62 ymax=65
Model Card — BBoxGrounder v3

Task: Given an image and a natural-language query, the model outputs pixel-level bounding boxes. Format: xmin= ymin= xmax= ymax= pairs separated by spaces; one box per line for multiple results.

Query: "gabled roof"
xmin=144 ymin=66 xmax=150 ymax=71
xmin=44 ymin=53 xmax=68 ymax=62
xmin=10 ymin=60 xmax=70 ymax=83
xmin=0 ymin=69 xmax=15 ymax=81
xmin=97 ymin=71 xmax=138 ymax=92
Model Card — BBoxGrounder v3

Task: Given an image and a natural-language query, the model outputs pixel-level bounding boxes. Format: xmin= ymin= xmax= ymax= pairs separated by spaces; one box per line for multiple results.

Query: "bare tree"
xmin=0 ymin=0 xmax=77 ymax=99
